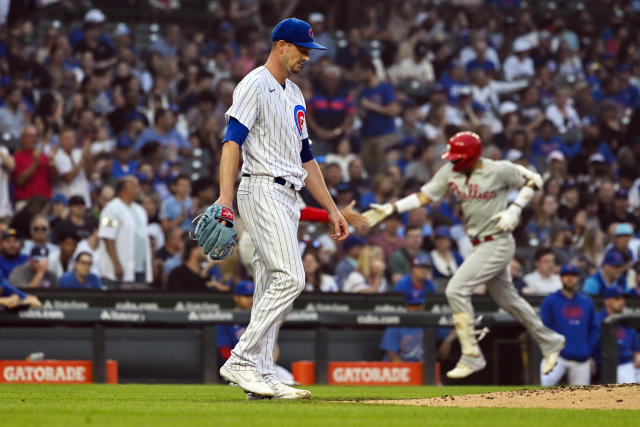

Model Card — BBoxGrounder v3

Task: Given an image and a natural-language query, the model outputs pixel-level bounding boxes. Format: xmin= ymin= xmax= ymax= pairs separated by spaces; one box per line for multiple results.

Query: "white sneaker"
xmin=446 ymin=354 xmax=487 ymax=379
xmin=542 ymin=336 xmax=566 ymax=375
xmin=246 ymin=383 xmax=311 ymax=400
xmin=220 ymin=364 xmax=274 ymax=397
xmin=272 ymin=383 xmax=311 ymax=399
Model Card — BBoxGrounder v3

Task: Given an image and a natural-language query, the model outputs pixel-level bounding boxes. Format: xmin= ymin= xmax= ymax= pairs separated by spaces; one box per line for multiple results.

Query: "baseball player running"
xmin=211 ymin=18 xmax=348 ymax=399
xmin=364 ymin=131 xmax=565 ymax=379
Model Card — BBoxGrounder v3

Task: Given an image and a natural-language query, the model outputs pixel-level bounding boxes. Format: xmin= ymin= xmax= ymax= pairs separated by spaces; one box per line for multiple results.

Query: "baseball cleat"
xmin=246 ymin=384 xmax=311 ymax=400
xmin=220 ymin=364 xmax=274 ymax=397
xmin=542 ymin=336 xmax=566 ymax=375
xmin=446 ymin=354 xmax=487 ymax=379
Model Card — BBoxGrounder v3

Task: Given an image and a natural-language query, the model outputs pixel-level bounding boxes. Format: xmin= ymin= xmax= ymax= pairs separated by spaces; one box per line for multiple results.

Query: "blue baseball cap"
xmin=406 ymin=289 xmax=425 ymax=305
xmin=560 ymin=263 xmax=579 ymax=276
xmin=603 ymin=286 xmax=623 ymax=299
xmin=615 ymin=222 xmax=634 ymax=236
xmin=603 ymin=250 xmax=625 ymax=267
xmin=51 ymin=193 xmax=68 ymax=206
xmin=116 ymin=134 xmax=133 ymax=149
xmin=412 ymin=253 xmax=432 ymax=268
xmin=434 ymin=226 xmax=451 ymax=239
xmin=234 ymin=280 xmax=255 ymax=296
xmin=272 ymin=18 xmax=326 ymax=50
xmin=343 ymin=235 xmax=365 ymax=252
xmin=30 ymin=245 xmax=49 ymax=260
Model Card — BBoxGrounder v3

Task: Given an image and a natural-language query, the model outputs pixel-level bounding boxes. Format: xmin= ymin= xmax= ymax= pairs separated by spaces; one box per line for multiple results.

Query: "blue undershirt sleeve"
xmin=222 ymin=117 xmax=250 ymax=147
xmin=300 ymin=137 xmax=314 ymax=162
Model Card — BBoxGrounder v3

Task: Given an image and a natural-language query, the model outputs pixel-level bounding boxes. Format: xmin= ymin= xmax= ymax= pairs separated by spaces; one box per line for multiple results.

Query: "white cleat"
xmin=246 ymin=383 xmax=311 ymax=400
xmin=543 ymin=337 xmax=566 ymax=375
xmin=220 ymin=364 xmax=274 ymax=397
xmin=446 ymin=355 xmax=487 ymax=379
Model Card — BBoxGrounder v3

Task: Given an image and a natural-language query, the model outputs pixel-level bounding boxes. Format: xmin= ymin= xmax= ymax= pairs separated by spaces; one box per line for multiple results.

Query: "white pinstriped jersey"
xmin=225 ymin=66 xmax=309 ymax=189
xmin=420 ymin=158 xmax=526 ymax=238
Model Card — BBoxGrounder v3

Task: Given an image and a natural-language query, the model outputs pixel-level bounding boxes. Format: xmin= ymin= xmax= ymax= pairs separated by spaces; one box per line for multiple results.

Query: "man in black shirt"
xmin=167 ymin=239 xmax=216 ymax=291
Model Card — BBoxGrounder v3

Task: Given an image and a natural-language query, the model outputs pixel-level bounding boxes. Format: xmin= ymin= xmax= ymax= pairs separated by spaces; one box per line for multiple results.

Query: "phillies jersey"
xmin=420 ymin=158 xmax=527 ymax=238
xmin=225 ymin=66 xmax=309 ymax=189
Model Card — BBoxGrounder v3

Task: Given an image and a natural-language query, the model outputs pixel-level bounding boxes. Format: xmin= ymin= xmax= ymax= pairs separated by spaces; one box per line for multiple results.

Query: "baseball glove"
xmin=192 ymin=204 xmax=238 ymax=260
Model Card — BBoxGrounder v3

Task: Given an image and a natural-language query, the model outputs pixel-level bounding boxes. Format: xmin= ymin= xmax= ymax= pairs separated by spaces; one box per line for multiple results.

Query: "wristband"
xmin=395 ymin=193 xmax=422 ymax=213
xmin=513 ymin=185 xmax=535 ymax=209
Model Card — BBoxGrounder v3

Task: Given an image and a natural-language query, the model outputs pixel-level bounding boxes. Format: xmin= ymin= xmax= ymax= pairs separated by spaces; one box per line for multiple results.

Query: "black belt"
xmin=241 ymin=173 xmax=295 ymax=189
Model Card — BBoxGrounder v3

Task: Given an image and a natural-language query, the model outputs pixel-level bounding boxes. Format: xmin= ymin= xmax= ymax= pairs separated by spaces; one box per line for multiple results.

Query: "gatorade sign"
xmin=328 ymin=362 xmax=423 ymax=385
xmin=0 ymin=360 xmax=118 ymax=384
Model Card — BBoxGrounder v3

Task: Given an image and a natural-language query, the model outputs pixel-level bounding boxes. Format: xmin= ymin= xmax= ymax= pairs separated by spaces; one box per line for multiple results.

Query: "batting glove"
xmin=491 ymin=204 xmax=521 ymax=232
xmin=363 ymin=203 xmax=394 ymax=227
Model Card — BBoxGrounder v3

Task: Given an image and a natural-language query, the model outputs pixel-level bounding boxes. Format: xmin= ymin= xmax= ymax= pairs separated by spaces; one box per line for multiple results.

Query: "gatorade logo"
xmin=221 ymin=207 xmax=234 ymax=221
xmin=294 ymin=105 xmax=306 ymax=136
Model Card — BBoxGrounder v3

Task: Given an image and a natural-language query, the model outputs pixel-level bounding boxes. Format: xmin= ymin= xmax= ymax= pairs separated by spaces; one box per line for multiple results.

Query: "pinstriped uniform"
xmin=224 ymin=66 xmax=309 ymax=385
xmin=421 ymin=158 xmax=563 ymax=355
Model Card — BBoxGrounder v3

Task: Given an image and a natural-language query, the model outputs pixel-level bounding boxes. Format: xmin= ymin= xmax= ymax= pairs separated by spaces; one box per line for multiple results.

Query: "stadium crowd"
xmin=0 ymin=1 xmax=639 ymax=302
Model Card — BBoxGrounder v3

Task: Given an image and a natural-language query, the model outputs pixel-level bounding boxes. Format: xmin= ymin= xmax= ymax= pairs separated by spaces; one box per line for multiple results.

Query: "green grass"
xmin=0 ymin=385 xmax=636 ymax=427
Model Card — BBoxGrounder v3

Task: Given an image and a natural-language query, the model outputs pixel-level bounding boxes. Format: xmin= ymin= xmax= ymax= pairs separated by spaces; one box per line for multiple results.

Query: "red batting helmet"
xmin=442 ymin=131 xmax=482 ymax=172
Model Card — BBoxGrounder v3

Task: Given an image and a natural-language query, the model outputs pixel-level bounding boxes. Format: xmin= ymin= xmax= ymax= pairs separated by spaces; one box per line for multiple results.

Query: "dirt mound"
xmin=367 ymin=384 xmax=640 ymax=410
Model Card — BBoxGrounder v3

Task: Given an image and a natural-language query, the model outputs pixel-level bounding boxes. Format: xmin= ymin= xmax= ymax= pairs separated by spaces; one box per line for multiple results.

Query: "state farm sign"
xmin=0 ymin=360 xmax=118 ymax=384
xmin=328 ymin=362 xmax=422 ymax=385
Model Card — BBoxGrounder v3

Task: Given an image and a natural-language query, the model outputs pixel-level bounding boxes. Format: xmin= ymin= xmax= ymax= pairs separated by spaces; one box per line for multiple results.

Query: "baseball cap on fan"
xmin=272 ymin=18 xmax=327 ymax=50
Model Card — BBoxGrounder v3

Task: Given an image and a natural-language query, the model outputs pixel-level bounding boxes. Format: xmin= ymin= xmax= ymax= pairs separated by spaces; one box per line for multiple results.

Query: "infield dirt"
xmin=367 ymin=383 xmax=640 ymax=410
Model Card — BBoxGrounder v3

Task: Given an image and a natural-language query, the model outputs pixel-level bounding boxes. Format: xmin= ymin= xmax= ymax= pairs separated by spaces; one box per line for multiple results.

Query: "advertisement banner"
xmin=328 ymin=362 xmax=423 ymax=386
xmin=0 ymin=360 xmax=118 ymax=384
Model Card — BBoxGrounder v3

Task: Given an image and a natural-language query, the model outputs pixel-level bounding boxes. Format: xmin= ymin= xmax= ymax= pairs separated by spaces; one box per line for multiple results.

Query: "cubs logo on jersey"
xmin=294 ymin=105 xmax=306 ymax=136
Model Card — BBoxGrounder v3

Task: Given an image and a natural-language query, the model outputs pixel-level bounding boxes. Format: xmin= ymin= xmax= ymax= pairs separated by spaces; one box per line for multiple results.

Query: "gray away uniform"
xmin=421 ymin=158 xmax=563 ymax=355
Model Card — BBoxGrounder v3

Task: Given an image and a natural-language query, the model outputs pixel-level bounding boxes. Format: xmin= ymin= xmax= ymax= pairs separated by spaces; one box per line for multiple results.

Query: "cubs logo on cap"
xmin=272 ymin=18 xmax=327 ymax=50
xmin=294 ymin=105 xmax=306 ymax=136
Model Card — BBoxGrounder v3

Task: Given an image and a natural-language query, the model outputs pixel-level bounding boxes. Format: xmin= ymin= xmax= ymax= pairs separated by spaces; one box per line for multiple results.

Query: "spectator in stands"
xmin=522 ymin=247 xmax=562 ymax=296
xmin=307 ymin=65 xmax=355 ymax=155
xmin=160 ymin=174 xmax=193 ymax=232
xmin=503 ymin=38 xmax=535 ymax=81
xmin=0 ymin=85 xmax=27 ymax=140
xmin=579 ymin=227 xmax=606 ymax=274
xmin=595 ymin=287 xmax=640 ymax=383
xmin=12 ymin=125 xmax=53 ymax=209
xmin=302 ymin=247 xmax=338 ymax=293
xmin=607 ymin=223 xmax=637 ymax=263
xmin=387 ymin=224 xmax=429 ymax=284
xmin=134 ymin=109 xmax=189 ymax=153
xmin=368 ymin=216 xmax=405 ymax=262
xmin=98 ymin=176 xmax=152 ymax=288
xmin=0 ymin=272 xmax=41 ymax=309
xmin=155 ymin=226 xmax=184 ymax=278
xmin=430 ymin=226 xmax=464 ymax=280
xmin=191 ymin=178 xmax=216 ymax=213
xmin=52 ymin=126 xmax=91 ymax=205
xmin=112 ymin=135 xmax=138 ymax=179
xmin=540 ymin=263 xmax=598 ymax=386
xmin=72 ymin=217 xmax=100 ymax=276
xmin=21 ymin=215 xmax=58 ymax=265
xmin=343 ymin=245 xmax=388 ymax=293
xmin=49 ymin=229 xmax=80 ymax=278
xmin=9 ymin=246 xmax=58 ymax=289
xmin=335 ymin=235 xmax=365 ymax=288
xmin=393 ymin=254 xmax=437 ymax=298
xmin=583 ymin=250 xmax=635 ymax=296
xmin=307 ymin=12 xmax=335 ymax=62
xmin=0 ymin=228 xmax=27 ymax=278
xmin=354 ymin=57 xmax=400 ymax=175
xmin=73 ymin=9 xmax=116 ymax=70
xmin=167 ymin=238 xmax=227 ymax=291
xmin=55 ymin=195 xmax=92 ymax=242
xmin=0 ymin=142 xmax=14 ymax=219
xmin=149 ymin=24 xmax=180 ymax=58
xmin=526 ymin=194 xmax=562 ymax=247
xmin=59 ymin=252 xmax=104 ymax=290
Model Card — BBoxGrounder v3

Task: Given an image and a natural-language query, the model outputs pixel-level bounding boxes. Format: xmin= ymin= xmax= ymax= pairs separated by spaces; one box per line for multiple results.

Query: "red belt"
xmin=471 ymin=235 xmax=494 ymax=246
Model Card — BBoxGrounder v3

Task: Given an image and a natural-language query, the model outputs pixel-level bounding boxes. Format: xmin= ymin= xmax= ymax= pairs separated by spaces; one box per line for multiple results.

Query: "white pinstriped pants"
xmin=444 ymin=234 xmax=563 ymax=356
xmin=227 ymin=175 xmax=305 ymax=386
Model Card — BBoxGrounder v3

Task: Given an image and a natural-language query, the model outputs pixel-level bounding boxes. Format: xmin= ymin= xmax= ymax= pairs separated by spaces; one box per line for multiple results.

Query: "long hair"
xmin=356 ymin=245 xmax=384 ymax=278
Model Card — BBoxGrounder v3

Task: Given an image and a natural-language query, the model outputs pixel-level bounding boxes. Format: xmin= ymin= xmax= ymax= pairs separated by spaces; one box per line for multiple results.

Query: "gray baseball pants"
xmin=445 ymin=233 xmax=563 ymax=356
